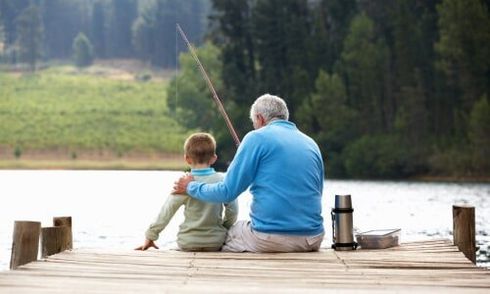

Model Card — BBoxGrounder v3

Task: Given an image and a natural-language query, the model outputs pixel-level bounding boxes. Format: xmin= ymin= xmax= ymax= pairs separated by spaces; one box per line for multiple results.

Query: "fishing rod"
xmin=176 ymin=24 xmax=241 ymax=147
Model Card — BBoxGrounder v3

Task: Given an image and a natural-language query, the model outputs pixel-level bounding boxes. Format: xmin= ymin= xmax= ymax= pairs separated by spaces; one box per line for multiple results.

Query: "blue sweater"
xmin=187 ymin=120 xmax=324 ymax=236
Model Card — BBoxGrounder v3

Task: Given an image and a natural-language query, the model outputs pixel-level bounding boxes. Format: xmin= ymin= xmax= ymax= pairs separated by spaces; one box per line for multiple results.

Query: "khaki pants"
xmin=222 ymin=220 xmax=324 ymax=253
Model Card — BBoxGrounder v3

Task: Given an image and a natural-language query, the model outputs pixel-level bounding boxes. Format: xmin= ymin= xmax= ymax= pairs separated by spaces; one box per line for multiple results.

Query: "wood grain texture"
xmin=453 ymin=205 xmax=476 ymax=263
xmin=41 ymin=226 xmax=71 ymax=258
xmin=53 ymin=216 xmax=73 ymax=250
xmin=9 ymin=221 xmax=41 ymax=270
xmin=1 ymin=239 xmax=489 ymax=293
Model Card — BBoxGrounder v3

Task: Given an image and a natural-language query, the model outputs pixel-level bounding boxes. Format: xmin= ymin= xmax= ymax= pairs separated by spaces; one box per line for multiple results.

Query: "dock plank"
xmin=0 ymin=240 xmax=489 ymax=293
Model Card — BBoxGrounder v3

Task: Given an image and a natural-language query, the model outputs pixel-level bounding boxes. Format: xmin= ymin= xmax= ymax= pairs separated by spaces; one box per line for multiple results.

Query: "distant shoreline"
xmin=409 ymin=175 xmax=490 ymax=184
xmin=1 ymin=159 xmax=488 ymax=183
xmin=0 ymin=158 xmax=187 ymax=171
xmin=326 ymin=175 xmax=490 ymax=184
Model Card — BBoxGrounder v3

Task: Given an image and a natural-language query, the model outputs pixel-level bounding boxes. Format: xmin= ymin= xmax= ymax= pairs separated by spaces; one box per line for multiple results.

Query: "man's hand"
xmin=172 ymin=173 xmax=194 ymax=195
xmin=134 ymin=239 xmax=159 ymax=251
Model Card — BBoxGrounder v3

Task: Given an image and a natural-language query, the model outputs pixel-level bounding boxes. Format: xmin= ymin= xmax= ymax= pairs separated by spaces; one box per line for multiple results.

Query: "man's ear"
xmin=209 ymin=154 xmax=218 ymax=165
xmin=257 ymin=114 xmax=266 ymax=127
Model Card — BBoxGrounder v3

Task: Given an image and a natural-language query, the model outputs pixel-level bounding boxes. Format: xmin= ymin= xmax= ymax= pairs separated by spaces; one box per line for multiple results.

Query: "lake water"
xmin=1 ymin=170 xmax=489 ymax=271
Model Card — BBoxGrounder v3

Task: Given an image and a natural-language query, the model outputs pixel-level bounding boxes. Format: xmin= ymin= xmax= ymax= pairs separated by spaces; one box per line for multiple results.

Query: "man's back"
xmin=244 ymin=120 xmax=324 ymax=235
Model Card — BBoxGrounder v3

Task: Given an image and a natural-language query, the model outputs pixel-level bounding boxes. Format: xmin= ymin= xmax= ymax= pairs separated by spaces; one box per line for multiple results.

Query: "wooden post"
xmin=41 ymin=216 xmax=73 ymax=258
xmin=9 ymin=221 xmax=41 ymax=270
xmin=53 ymin=216 xmax=72 ymax=250
xmin=41 ymin=226 xmax=71 ymax=257
xmin=453 ymin=205 xmax=476 ymax=264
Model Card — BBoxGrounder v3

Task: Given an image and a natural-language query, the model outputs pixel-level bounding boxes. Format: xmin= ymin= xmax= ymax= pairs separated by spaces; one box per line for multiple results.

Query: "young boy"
xmin=135 ymin=133 xmax=238 ymax=251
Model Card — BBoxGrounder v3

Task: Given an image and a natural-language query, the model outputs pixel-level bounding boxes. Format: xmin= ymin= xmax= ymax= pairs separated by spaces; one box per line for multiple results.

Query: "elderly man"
xmin=173 ymin=94 xmax=324 ymax=252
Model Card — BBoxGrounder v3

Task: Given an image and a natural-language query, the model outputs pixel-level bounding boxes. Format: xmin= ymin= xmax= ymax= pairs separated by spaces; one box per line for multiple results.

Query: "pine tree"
xmin=0 ymin=0 xmax=30 ymax=48
xmin=209 ymin=0 xmax=257 ymax=116
xmin=300 ymin=70 xmax=358 ymax=177
xmin=92 ymin=0 xmax=107 ymax=58
xmin=41 ymin=0 xmax=91 ymax=59
xmin=108 ymin=0 xmax=137 ymax=58
xmin=152 ymin=0 xmax=179 ymax=67
xmin=132 ymin=0 xmax=207 ymax=67
xmin=131 ymin=16 xmax=152 ymax=63
xmin=16 ymin=4 xmax=43 ymax=71
xmin=391 ymin=0 xmax=435 ymax=143
xmin=252 ymin=0 xmax=313 ymax=117
xmin=435 ymin=0 xmax=490 ymax=112
xmin=73 ymin=32 xmax=94 ymax=68
xmin=0 ymin=12 xmax=4 ymax=59
xmin=166 ymin=41 xmax=235 ymax=163
xmin=312 ymin=0 xmax=358 ymax=72
xmin=338 ymin=12 xmax=389 ymax=134
xmin=468 ymin=95 xmax=490 ymax=173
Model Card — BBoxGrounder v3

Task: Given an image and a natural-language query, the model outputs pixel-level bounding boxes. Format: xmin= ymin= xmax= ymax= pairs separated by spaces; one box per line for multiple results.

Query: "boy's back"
xmin=137 ymin=132 xmax=237 ymax=252
xmin=146 ymin=170 xmax=238 ymax=251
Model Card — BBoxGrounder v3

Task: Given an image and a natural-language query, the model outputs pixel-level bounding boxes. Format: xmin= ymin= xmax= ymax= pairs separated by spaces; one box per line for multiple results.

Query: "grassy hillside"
xmin=0 ymin=66 xmax=192 ymax=169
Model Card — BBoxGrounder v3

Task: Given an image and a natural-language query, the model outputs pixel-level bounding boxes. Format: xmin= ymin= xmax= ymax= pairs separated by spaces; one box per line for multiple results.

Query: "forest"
xmin=0 ymin=0 xmax=489 ymax=179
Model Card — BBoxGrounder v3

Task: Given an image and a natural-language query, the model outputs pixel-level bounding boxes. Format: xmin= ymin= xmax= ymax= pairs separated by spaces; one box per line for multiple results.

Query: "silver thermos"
xmin=331 ymin=194 xmax=357 ymax=250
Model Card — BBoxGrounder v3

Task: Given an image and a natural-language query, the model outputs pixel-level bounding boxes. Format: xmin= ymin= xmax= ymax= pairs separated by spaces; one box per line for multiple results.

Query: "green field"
xmin=0 ymin=67 xmax=192 ymax=169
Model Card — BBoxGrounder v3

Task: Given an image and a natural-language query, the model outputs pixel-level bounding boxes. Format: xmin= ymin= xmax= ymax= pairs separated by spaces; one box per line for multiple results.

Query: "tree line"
xmin=0 ymin=0 xmax=209 ymax=68
xmin=1 ymin=0 xmax=488 ymax=179
xmin=170 ymin=0 xmax=490 ymax=179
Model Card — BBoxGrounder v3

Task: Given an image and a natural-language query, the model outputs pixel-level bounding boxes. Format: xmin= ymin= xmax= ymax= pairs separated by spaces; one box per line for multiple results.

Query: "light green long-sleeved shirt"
xmin=145 ymin=168 xmax=238 ymax=250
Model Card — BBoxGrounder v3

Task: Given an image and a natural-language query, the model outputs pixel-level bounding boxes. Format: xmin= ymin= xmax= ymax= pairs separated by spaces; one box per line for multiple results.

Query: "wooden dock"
xmin=0 ymin=239 xmax=489 ymax=293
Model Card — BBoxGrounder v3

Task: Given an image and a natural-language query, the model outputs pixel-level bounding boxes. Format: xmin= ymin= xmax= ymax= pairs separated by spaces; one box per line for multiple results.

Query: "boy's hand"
xmin=172 ymin=173 xmax=194 ymax=195
xmin=134 ymin=239 xmax=159 ymax=251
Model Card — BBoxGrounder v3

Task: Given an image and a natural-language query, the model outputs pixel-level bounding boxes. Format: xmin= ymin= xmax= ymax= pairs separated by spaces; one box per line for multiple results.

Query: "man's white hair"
xmin=250 ymin=94 xmax=289 ymax=124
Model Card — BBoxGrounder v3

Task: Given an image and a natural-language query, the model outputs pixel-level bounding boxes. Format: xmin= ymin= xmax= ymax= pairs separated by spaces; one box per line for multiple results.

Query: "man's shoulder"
xmin=242 ymin=129 xmax=263 ymax=142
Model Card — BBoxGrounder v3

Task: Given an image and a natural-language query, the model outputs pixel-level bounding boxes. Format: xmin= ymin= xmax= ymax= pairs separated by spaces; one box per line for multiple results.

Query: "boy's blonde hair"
xmin=184 ymin=133 xmax=216 ymax=164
